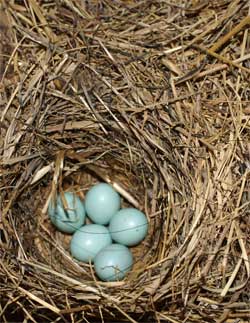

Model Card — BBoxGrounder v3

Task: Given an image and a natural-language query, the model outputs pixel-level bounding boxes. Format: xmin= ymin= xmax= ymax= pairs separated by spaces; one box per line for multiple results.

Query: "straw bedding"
xmin=1 ymin=0 xmax=250 ymax=322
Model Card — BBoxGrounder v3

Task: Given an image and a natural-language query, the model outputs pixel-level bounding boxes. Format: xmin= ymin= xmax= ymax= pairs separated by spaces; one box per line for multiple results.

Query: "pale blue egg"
xmin=70 ymin=224 xmax=112 ymax=263
xmin=109 ymin=208 xmax=148 ymax=246
xmin=48 ymin=192 xmax=85 ymax=234
xmin=85 ymin=183 xmax=121 ymax=225
xmin=94 ymin=243 xmax=133 ymax=281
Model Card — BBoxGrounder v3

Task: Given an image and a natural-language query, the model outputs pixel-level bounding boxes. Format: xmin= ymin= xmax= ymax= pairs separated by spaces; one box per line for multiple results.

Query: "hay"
xmin=1 ymin=0 xmax=250 ymax=322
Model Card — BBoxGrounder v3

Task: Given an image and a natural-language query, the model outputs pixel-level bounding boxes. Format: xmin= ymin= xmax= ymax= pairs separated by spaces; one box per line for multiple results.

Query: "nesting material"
xmin=1 ymin=1 xmax=250 ymax=322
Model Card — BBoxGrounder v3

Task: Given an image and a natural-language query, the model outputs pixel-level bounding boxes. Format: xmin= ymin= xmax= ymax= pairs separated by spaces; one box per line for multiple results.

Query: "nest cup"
xmin=10 ymin=130 xmax=184 ymax=322
xmin=36 ymin=149 xmax=161 ymax=282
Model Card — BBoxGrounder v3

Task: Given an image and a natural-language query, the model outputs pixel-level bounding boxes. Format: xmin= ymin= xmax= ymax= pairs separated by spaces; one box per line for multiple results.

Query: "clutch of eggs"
xmin=48 ymin=183 xmax=149 ymax=281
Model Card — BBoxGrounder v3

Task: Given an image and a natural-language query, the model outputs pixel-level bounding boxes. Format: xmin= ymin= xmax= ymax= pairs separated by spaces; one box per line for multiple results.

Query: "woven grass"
xmin=1 ymin=0 xmax=250 ymax=322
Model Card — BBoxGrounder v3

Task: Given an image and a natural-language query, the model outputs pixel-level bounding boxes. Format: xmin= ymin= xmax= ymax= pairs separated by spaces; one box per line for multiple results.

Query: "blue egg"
xmin=85 ymin=183 xmax=121 ymax=225
xmin=109 ymin=208 xmax=148 ymax=246
xmin=70 ymin=224 xmax=112 ymax=263
xmin=48 ymin=192 xmax=85 ymax=233
xmin=94 ymin=244 xmax=133 ymax=281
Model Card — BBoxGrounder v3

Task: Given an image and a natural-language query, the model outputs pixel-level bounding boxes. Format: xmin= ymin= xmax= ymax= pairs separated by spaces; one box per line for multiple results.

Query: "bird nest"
xmin=1 ymin=1 xmax=250 ymax=322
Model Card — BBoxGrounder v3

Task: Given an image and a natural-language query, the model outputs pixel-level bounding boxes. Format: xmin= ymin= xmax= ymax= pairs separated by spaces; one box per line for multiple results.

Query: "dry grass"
xmin=1 ymin=0 xmax=250 ymax=322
